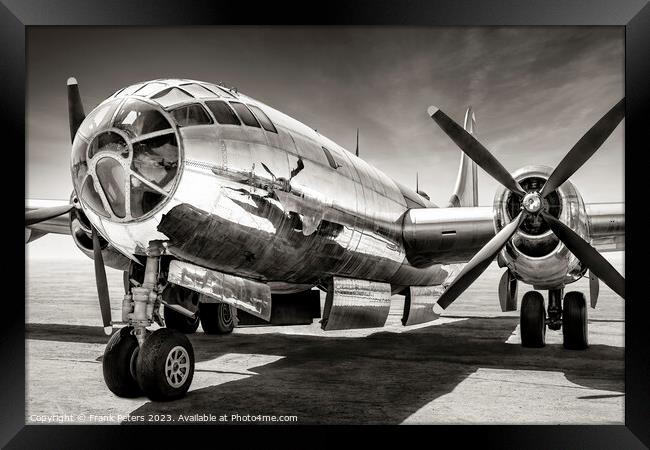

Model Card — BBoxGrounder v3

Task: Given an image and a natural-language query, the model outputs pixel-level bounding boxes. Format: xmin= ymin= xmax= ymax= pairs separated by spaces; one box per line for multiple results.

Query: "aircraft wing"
xmin=25 ymin=199 xmax=72 ymax=243
xmin=402 ymin=202 xmax=624 ymax=267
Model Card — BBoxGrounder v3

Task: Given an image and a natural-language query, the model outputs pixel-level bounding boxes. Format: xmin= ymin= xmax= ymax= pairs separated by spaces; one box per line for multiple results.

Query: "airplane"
xmin=25 ymin=77 xmax=625 ymax=401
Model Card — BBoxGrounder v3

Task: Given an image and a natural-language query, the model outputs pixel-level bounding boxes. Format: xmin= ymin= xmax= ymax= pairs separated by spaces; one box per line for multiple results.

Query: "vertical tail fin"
xmin=448 ymin=106 xmax=479 ymax=207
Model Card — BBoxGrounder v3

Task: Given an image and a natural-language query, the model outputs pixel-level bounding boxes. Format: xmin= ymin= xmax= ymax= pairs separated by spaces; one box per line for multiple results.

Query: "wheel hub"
xmin=165 ymin=345 xmax=190 ymax=388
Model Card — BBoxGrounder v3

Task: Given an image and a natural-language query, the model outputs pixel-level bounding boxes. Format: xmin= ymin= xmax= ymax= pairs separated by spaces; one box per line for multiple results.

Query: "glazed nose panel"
xmin=71 ymin=97 xmax=181 ymax=222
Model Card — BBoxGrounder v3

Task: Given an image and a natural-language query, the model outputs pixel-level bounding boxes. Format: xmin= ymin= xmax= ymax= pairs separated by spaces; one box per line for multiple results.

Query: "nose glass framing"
xmin=71 ymin=98 xmax=181 ymax=222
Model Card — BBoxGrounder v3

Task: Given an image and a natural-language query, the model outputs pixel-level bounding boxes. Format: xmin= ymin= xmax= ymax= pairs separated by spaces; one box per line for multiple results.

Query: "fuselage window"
xmin=170 ymin=104 xmax=213 ymax=127
xmin=322 ymin=147 xmax=341 ymax=170
xmin=205 ymin=100 xmax=241 ymax=125
xmin=248 ymin=105 xmax=277 ymax=133
xmin=230 ymin=102 xmax=261 ymax=128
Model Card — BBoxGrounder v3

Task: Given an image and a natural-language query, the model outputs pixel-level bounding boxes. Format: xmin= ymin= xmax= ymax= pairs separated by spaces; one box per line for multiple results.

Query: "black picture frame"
xmin=4 ymin=0 xmax=649 ymax=447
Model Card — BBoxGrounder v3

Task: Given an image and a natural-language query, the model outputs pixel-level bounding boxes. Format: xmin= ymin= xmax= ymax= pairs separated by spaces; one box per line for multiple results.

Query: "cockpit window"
xmin=88 ymin=131 xmax=130 ymax=159
xmin=230 ymin=102 xmax=261 ymax=128
xmin=95 ymin=158 xmax=127 ymax=218
xmin=131 ymin=133 xmax=179 ymax=191
xmin=205 ymin=100 xmax=241 ymax=125
xmin=71 ymin=134 xmax=89 ymax=188
xmin=130 ymin=176 xmax=166 ymax=219
xmin=81 ymin=176 xmax=109 ymax=218
xmin=77 ymin=100 xmax=120 ymax=138
xmin=211 ymin=85 xmax=237 ymax=98
xmin=134 ymin=82 xmax=168 ymax=97
xmin=179 ymin=83 xmax=217 ymax=98
xmin=150 ymin=87 xmax=193 ymax=108
xmin=113 ymin=99 xmax=172 ymax=138
xmin=248 ymin=105 xmax=277 ymax=133
xmin=114 ymin=83 xmax=145 ymax=98
xmin=73 ymin=97 xmax=181 ymax=222
xmin=170 ymin=104 xmax=213 ymax=127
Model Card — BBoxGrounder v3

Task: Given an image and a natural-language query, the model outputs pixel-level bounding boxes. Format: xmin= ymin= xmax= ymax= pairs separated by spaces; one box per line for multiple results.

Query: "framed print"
xmin=3 ymin=0 xmax=649 ymax=447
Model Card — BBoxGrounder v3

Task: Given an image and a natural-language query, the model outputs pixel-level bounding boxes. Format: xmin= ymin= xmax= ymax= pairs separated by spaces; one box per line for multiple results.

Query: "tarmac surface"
xmin=25 ymin=253 xmax=624 ymax=425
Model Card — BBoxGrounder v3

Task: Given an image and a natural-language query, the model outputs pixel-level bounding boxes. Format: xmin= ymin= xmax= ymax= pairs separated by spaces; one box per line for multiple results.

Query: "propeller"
xmin=429 ymin=99 xmax=625 ymax=311
xmin=541 ymin=212 xmax=624 ymax=298
xmin=25 ymin=204 xmax=74 ymax=226
xmin=539 ymin=99 xmax=625 ymax=198
xmin=25 ymin=77 xmax=113 ymax=334
xmin=428 ymin=106 xmax=527 ymax=197
xmin=92 ymin=226 xmax=113 ymax=335
xmin=69 ymin=77 xmax=113 ymax=334
xmin=437 ymin=212 xmax=524 ymax=309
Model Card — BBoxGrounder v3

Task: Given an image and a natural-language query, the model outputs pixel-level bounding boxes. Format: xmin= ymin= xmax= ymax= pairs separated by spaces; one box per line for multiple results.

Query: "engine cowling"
xmin=70 ymin=207 xmax=131 ymax=271
xmin=494 ymin=165 xmax=589 ymax=289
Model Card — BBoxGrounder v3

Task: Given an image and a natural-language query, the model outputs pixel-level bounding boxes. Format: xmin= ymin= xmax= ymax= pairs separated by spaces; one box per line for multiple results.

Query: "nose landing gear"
xmin=102 ymin=247 xmax=196 ymax=401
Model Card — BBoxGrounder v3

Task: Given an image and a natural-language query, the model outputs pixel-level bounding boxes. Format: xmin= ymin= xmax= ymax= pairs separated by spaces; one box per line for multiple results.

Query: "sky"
xmin=26 ymin=26 xmax=624 ymax=259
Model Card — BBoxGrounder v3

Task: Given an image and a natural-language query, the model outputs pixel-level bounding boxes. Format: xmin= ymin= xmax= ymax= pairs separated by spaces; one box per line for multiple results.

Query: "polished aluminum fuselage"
xmin=85 ymin=84 xmax=463 ymax=293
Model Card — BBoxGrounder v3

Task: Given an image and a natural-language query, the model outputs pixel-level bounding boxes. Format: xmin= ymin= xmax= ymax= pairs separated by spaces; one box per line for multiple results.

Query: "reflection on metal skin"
xmin=403 ymin=206 xmax=495 ymax=267
xmin=74 ymin=79 xmax=474 ymax=294
xmin=401 ymin=285 xmax=445 ymax=326
xmin=586 ymin=203 xmax=625 ymax=252
xmin=167 ymin=260 xmax=272 ymax=320
xmin=321 ymin=277 xmax=391 ymax=331
xmin=494 ymin=165 xmax=589 ymax=289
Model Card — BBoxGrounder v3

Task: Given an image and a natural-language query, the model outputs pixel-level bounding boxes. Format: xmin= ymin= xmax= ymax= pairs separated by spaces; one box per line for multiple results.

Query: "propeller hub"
xmin=522 ymin=192 xmax=542 ymax=213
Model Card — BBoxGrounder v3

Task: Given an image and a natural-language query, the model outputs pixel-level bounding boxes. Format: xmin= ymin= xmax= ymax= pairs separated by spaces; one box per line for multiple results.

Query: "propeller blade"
xmin=541 ymin=212 xmax=625 ymax=298
xmin=67 ymin=77 xmax=86 ymax=143
xmin=437 ymin=212 xmax=525 ymax=310
xmin=91 ymin=226 xmax=113 ymax=335
xmin=589 ymin=271 xmax=600 ymax=308
xmin=540 ymin=98 xmax=625 ymax=198
xmin=25 ymin=204 xmax=74 ymax=226
xmin=428 ymin=106 xmax=526 ymax=196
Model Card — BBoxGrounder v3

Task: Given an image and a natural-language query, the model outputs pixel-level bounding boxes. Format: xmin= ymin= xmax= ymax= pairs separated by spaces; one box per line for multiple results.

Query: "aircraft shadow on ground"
xmin=26 ymin=318 xmax=624 ymax=425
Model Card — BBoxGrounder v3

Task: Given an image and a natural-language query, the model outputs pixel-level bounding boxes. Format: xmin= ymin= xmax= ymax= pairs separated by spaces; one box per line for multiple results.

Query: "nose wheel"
xmin=102 ymin=327 xmax=195 ymax=401
xmin=102 ymin=326 xmax=142 ymax=397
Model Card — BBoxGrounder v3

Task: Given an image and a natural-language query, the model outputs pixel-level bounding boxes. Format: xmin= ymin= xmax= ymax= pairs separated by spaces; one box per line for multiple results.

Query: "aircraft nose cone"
xmin=522 ymin=192 xmax=542 ymax=213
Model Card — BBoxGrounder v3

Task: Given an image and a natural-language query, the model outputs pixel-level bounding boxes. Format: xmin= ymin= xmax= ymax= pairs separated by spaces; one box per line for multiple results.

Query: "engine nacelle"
xmin=70 ymin=208 xmax=131 ymax=272
xmin=494 ymin=165 xmax=589 ymax=289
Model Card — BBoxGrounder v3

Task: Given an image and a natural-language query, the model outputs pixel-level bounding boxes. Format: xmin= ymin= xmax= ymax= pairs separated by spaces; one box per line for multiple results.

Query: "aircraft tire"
xmin=199 ymin=303 xmax=235 ymax=335
xmin=164 ymin=305 xmax=200 ymax=334
xmin=562 ymin=291 xmax=588 ymax=350
xmin=136 ymin=328 xmax=195 ymax=401
xmin=520 ymin=291 xmax=546 ymax=348
xmin=102 ymin=326 xmax=142 ymax=398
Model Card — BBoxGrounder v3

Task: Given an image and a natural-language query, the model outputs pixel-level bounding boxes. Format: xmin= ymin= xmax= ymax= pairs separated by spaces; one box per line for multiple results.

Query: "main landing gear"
xmin=161 ymin=284 xmax=235 ymax=335
xmin=520 ymin=289 xmax=588 ymax=350
xmin=103 ymin=247 xmax=196 ymax=401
